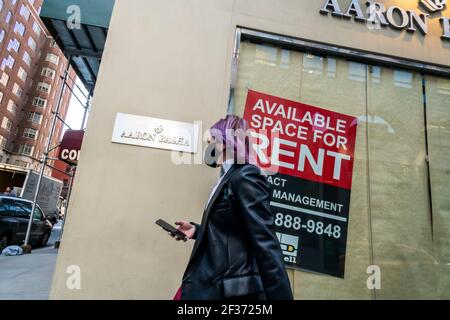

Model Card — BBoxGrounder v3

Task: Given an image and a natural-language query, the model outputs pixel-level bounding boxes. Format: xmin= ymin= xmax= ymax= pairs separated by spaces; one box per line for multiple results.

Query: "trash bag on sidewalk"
xmin=0 ymin=245 xmax=24 ymax=256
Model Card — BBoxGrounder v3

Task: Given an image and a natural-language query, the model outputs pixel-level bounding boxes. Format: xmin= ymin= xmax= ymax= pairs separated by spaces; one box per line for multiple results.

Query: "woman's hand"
xmin=171 ymin=221 xmax=195 ymax=241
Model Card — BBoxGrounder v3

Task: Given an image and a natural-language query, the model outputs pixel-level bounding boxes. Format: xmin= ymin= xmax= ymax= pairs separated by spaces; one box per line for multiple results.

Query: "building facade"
xmin=50 ymin=0 xmax=450 ymax=299
xmin=0 ymin=0 xmax=75 ymax=176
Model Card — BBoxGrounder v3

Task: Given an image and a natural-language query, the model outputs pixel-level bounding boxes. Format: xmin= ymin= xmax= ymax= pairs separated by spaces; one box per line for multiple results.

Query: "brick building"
xmin=0 ymin=0 xmax=75 ymax=176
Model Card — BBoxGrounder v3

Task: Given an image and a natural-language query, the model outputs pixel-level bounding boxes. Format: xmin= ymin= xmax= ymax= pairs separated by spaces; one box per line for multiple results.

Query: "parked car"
xmin=0 ymin=196 xmax=53 ymax=252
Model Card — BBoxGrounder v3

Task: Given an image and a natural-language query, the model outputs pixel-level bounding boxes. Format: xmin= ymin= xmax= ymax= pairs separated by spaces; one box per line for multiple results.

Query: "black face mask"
xmin=204 ymin=143 xmax=221 ymax=168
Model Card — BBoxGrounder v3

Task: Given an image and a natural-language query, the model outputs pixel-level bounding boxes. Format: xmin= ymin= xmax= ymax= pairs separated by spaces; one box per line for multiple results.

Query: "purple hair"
xmin=210 ymin=115 xmax=254 ymax=165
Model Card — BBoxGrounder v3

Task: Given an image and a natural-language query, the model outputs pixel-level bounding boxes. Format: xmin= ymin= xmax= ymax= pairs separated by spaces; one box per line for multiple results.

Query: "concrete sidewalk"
xmin=0 ymin=222 xmax=61 ymax=300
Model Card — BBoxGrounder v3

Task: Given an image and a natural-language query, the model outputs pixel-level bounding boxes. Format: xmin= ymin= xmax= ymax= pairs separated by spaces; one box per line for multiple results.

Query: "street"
xmin=0 ymin=221 xmax=62 ymax=300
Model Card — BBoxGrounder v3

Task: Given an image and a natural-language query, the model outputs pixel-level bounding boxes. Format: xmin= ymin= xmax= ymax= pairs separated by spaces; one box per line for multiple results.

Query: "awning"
xmin=40 ymin=0 xmax=116 ymax=92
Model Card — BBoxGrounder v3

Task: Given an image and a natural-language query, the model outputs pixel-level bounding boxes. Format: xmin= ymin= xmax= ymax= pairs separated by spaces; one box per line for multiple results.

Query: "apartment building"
xmin=0 ymin=0 xmax=75 ymax=176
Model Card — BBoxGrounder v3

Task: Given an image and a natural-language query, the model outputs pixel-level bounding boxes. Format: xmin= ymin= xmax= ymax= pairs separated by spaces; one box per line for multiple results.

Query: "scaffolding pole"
xmin=55 ymin=83 xmax=91 ymax=248
xmin=23 ymin=58 xmax=71 ymax=250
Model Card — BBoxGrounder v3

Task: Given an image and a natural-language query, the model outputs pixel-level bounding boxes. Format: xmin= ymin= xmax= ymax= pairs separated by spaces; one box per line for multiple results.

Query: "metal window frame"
xmin=227 ymin=27 xmax=450 ymax=108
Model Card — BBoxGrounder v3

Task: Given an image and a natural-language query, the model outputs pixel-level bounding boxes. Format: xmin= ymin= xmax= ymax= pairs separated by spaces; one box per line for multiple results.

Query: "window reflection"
xmin=303 ymin=54 xmax=323 ymax=75
xmin=394 ymin=70 xmax=413 ymax=89
xmin=348 ymin=62 xmax=365 ymax=82
xmin=436 ymin=78 xmax=450 ymax=95
xmin=371 ymin=66 xmax=381 ymax=84
xmin=280 ymin=49 xmax=291 ymax=69
xmin=327 ymin=58 xmax=336 ymax=78
xmin=255 ymin=44 xmax=277 ymax=67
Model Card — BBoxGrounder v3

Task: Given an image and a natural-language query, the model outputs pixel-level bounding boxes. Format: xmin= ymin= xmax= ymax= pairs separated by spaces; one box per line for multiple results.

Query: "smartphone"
xmin=155 ymin=219 xmax=187 ymax=240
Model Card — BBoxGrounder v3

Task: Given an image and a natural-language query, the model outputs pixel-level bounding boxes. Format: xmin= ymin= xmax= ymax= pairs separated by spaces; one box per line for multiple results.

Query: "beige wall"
xmin=50 ymin=0 xmax=450 ymax=299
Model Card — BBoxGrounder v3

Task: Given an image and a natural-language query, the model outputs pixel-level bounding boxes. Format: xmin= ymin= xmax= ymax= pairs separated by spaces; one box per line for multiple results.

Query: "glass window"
xmin=1 ymin=116 xmax=12 ymax=131
xmin=33 ymin=206 xmax=43 ymax=222
xmin=28 ymin=112 xmax=42 ymax=124
xmin=13 ymin=201 xmax=31 ymax=219
xmin=32 ymin=97 xmax=47 ymax=108
xmin=0 ymin=199 xmax=14 ymax=217
xmin=41 ymin=67 xmax=55 ymax=79
xmin=19 ymin=4 xmax=30 ymax=20
xmin=32 ymin=21 xmax=40 ymax=36
xmin=17 ymin=67 xmax=27 ymax=82
xmin=0 ymin=71 xmax=9 ymax=85
xmin=6 ymin=11 xmax=12 ymax=24
xmin=23 ymin=51 xmax=32 ymax=66
xmin=37 ymin=81 xmax=51 ymax=93
xmin=7 ymin=100 xmax=16 ymax=114
xmin=12 ymin=83 xmax=22 ymax=97
xmin=13 ymin=21 xmax=25 ymax=36
xmin=45 ymin=53 xmax=59 ymax=65
xmin=233 ymin=39 xmax=450 ymax=299
xmin=23 ymin=128 xmax=38 ymax=140
xmin=18 ymin=144 xmax=33 ymax=156
xmin=27 ymin=37 xmax=36 ymax=51
xmin=0 ymin=135 xmax=7 ymax=148
xmin=1 ymin=55 xmax=15 ymax=70
xmin=7 ymin=38 xmax=20 ymax=52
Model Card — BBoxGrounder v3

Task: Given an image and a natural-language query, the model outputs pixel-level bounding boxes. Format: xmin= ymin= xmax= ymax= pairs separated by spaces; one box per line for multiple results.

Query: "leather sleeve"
xmin=190 ymin=222 xmax=201 ymax=240
xmin=230 ymin=165 xmax=294 ymax=300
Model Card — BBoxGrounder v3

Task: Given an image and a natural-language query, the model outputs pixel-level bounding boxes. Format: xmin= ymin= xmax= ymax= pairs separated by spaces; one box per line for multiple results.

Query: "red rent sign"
xmin=243 ymin=90 xmax=357 ymax=190
xmin=243 ymin=90 xmax=358 ymax=278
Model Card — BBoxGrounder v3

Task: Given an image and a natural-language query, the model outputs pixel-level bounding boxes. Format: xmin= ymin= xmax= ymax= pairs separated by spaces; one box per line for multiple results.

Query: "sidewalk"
xmin=0 ymin=222 xmax=61 ymax=300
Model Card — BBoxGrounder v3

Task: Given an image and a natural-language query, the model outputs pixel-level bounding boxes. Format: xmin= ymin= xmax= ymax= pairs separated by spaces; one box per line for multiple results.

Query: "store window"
xmin=232 ymin=37 xmax=449 ymax=299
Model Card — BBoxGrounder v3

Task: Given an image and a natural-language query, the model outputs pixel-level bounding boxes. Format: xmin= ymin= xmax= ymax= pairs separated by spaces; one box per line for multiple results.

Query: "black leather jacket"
xmin=181 ymin=164 xmax=293 ymax=300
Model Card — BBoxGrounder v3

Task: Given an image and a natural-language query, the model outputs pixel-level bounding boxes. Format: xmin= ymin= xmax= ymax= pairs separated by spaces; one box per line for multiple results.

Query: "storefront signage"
xmin=243 ymin=90 xmax=358 ymax=278
xmin=111 ymin=113 xmax=200 ymax=153
xmin=320 ymin=0 xmax=450 ymax=40
xmin=58 ymin=130 xmax=84 ymax=165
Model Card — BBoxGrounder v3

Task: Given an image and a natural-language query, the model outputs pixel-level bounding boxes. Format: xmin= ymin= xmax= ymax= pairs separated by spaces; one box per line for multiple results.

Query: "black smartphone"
xmin=155 ymin=219 xmax=187 ymax=240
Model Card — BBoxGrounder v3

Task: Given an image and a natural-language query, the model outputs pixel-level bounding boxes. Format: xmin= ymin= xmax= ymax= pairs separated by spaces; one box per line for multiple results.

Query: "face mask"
xmin=204 ymin=143 xmax=221 ymax=168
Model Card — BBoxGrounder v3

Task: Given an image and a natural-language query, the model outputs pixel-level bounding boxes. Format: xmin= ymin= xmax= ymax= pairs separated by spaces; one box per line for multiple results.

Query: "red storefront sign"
xmin=58 ymin=130 xmax=84 ymax=165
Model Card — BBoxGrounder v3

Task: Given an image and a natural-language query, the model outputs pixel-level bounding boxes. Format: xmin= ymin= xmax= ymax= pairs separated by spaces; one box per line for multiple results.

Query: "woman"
xmin=172 ymin=115 xmax=293 ymax=300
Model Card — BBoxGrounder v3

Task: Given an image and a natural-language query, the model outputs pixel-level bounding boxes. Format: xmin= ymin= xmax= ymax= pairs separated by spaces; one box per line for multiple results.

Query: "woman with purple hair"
xmin=171 ymin=115 xmax=293 ymax=300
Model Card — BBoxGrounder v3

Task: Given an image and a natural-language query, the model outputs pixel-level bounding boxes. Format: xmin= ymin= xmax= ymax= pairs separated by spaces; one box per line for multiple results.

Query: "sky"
xmin=63 ymin=77 xmax=90 ymax=134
